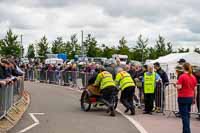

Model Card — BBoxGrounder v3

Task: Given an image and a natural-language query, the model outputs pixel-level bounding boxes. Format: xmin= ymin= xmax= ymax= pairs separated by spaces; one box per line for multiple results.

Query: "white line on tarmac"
xmin=17 ymin=113 xmax=45 ymax=133
xmin=116 ymin=109 xmax=148 ymax=133
xmin=67 ymin=87 xmax=148 ymax=133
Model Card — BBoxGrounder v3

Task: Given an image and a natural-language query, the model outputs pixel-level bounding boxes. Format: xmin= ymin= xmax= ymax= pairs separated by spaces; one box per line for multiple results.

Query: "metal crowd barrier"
xmin=24 ymin=69 xmax=95 ymax=89
xmin=0 ymin=77 xmax=25 ymax=120
xmin=155 ymin=82 xmax=164 ymax=112
xmin=164 ymin=83 xmax=200 ymax=116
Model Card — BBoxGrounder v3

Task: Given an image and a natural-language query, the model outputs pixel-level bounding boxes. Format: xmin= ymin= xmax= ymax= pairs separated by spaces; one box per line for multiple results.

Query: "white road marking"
xmin=116 ymin=109 xmax=148 ymax=133
xmin=66 ymin=87 xmax=148 ymax=133
xmin=17 ymin=113 xmax=45 ymax=133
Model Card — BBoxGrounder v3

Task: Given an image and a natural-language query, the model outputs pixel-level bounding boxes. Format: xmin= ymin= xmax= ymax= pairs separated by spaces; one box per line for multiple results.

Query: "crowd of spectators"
xmin=0 ymin=58 xmax=24 ymax=85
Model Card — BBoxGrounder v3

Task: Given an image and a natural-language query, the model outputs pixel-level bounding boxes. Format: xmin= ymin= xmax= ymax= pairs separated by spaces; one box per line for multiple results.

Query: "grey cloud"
xmin=184 ymin=17 xmax=200 ymax=34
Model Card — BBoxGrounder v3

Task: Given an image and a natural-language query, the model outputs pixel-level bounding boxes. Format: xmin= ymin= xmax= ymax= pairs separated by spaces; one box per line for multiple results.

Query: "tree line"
xmin=0 ymin=29 xmax=199 ymax=62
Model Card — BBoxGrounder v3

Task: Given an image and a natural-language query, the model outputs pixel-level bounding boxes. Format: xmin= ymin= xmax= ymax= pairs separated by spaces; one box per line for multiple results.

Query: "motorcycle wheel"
xmin=80 ymin=90 xmax=91 ymax=112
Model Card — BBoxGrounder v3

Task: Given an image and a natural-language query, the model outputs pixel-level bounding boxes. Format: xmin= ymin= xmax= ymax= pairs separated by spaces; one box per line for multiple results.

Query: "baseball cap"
xmin=153 ymin=62 xmax=160 ymax=67
xmin=177 ymin=59 xmax=186 ymax=64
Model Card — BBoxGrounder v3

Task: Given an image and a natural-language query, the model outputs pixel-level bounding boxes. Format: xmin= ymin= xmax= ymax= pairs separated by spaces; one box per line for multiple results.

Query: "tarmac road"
xmin=9 ymin=82 xmax=140 ymax=133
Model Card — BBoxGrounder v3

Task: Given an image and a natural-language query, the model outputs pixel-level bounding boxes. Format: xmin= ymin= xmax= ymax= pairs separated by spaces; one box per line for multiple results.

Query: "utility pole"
xmin=20 ymin=34 xmax=23 ymax=58
xmin=81 ymin=30 xmax=84 ymax=59
xmin=141 ymin=46 xmax=144 ymax=63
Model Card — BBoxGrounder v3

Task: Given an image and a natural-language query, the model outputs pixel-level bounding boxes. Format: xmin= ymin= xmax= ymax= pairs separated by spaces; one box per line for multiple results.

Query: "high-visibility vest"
xmin=95 ymin=71 xmax=115 ymax=90
xmin=115 ymin=71 xmax=135 ymax=91
xmin=144 ymin=72 xmax=156 ymax=94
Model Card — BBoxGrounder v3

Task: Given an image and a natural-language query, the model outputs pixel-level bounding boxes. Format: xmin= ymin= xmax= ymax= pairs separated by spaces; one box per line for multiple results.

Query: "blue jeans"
xmin=178 ymin=97 xmax=193 ymax=133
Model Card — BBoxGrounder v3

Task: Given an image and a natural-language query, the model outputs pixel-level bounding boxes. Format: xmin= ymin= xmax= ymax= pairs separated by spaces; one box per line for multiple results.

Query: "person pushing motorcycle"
xmin=94 ymin=66 xmax=117 ymax=116
xmin=115 ymin=68 xmax=136 ymax=115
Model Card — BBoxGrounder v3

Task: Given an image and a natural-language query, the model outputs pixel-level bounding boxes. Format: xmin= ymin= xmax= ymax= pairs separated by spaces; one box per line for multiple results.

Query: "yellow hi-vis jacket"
xmin=144 ymin=72 xmax=156 ymax=94
xmin=94 ymin=71 xmax=115 ymax=90
xmin=115 ymin=71 xmax=135 ymax=91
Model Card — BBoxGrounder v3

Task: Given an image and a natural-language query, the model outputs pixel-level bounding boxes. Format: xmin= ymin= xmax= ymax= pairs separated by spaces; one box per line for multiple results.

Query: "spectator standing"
xmin=105 ymin=60 xmax=116 ymax=78
xmin=143 ymin=65 xmax=161 ymax=114
xmin=135 ymin=64 xmax=144 ymax=106
xmin=176 ymin=63 xmax=197 ymax=133
xmin=154 ymin=62 xmax=169 ymax=112
xmin=128 ymin=64 xmax=140 ymax=106
xmin=128 ymin=64 xmax=137 ymax=80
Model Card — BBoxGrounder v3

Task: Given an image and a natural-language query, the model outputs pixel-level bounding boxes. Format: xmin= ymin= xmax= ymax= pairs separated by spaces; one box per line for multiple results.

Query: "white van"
xmin=112 ymin=54 xmax=128 ymax=65
xmin=45 ymin=58 xmax=63 ymax=65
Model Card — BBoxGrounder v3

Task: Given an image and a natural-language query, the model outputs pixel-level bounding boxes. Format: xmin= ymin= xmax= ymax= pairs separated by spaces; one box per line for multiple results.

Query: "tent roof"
xmin=150 ymin=52 xmax=200 ymax=66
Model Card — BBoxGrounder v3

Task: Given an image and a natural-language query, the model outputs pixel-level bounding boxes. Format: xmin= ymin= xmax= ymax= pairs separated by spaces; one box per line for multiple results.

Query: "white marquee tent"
xmin=149 ymin=52 xmax=200 ymax=74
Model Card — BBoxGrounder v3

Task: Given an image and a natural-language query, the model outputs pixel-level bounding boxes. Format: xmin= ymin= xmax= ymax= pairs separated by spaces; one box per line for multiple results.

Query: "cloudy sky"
xmin=0 ymin=0 xmax=200 ymax=50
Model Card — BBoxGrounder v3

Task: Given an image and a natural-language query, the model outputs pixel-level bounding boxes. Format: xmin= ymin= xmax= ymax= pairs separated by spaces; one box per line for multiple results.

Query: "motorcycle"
xmin=80 ymin=86 xmax=118 ymax=115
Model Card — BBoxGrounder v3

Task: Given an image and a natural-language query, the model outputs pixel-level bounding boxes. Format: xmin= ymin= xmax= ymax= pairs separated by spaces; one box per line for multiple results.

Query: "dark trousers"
xmin=197 ymin=87 xmax=200 ymax=114
xmin=120 ymin=86 xmax=135 ymax=110
xmin=144 ymin=93 xmax=155 ymax=112
xmin=178 ymin=98 xmax=193 ymax=133
xmin=100 ymin=86 xmax=116 ymax=107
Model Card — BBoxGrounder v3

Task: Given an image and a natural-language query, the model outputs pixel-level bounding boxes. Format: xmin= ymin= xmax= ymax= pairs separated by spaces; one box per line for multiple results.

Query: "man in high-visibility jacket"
xmin=115 ymin=68 xmax=136 ymax=115
xmin=143 ymin=65 xmax=161 ymax=114
xmin=94 ymin=67 xmax=117 ymax=116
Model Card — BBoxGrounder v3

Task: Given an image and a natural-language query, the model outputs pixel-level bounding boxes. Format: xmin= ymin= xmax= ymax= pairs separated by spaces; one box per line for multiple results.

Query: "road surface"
xmin=9 ymin=82 xmax=140 ymax=133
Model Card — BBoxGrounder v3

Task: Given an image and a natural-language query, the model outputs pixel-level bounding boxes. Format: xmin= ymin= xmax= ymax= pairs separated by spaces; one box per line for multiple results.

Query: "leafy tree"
xmin=84 ymin=34 xmax=100 ymax=57
xmin=52 ymin=37 xmax=63 ymax=54
xmin=155 ymin=35 xmax=173 ymax=57
xmin=61 ymin=41 xmax=72 ymax=55
xmin=166 ymin=42 xmax=173 ymax=54
xmin=147 ymin=47 xmax=157 ymax=59
xmin=178 ymin=48 xmax=190 ymax=53
xmin=194 ymin=48 xmax=200 ymax=54
xmin=0 ymin=29 xmax=21 ymax=57
xmin=134 ymin=34 xmax=148 ymax=62
xmin=27 ymin=44 xmax=35 ymax=59
xmin=60 ymin=34 xmax=81 ymax=59
xmin=102 ymin=46 xmax=117 ymax=58
xmin=118 ymin=37 xmax=129 ymax=55
xmin=36 ymin=36 xmax=49 ymax=59
xmin=70 ymin=34 xmax=81 ymax=58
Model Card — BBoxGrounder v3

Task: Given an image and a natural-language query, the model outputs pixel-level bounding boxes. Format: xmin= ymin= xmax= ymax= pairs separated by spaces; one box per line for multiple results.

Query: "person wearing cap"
xmin=178 ymin=59 xmax=186 ymax=65
xmin=154 ymin=62 xmax=169 ymax=113
xmin=115 ymin=68 xmax=136 ymax=115
xmin=143 ymin=65 xmax=161 ymax=114
xmin=94 ymin=67 xmax=117 ymax=116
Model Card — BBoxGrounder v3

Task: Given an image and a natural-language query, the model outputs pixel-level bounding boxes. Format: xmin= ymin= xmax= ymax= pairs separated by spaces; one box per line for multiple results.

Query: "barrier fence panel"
xmin=0 ymin=77 xmax=25 ymax=120
xmin=164 ymin=83 xmax=200 ymax=116
xmin=6 ymin=84 xmax=14 ymax=111
xmin=38 ymin=70 xmax=47 ymax=82
xmin=155 ymin=82 xmax=164 ymax=112
xmin=47 ymin=70 xmax=58 ymax=84
xmin=0 ymin=85 xmax=6 ymax=119
xmin=165 ymin=83 xmax=179 ymax=113
xmin=61 ymin=71 xmax=70 ymax=86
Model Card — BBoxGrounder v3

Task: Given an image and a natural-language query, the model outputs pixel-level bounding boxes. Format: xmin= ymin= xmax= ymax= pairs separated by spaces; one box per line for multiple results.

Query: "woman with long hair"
xmin=176 ymin=63 xmax=197 ymax=133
